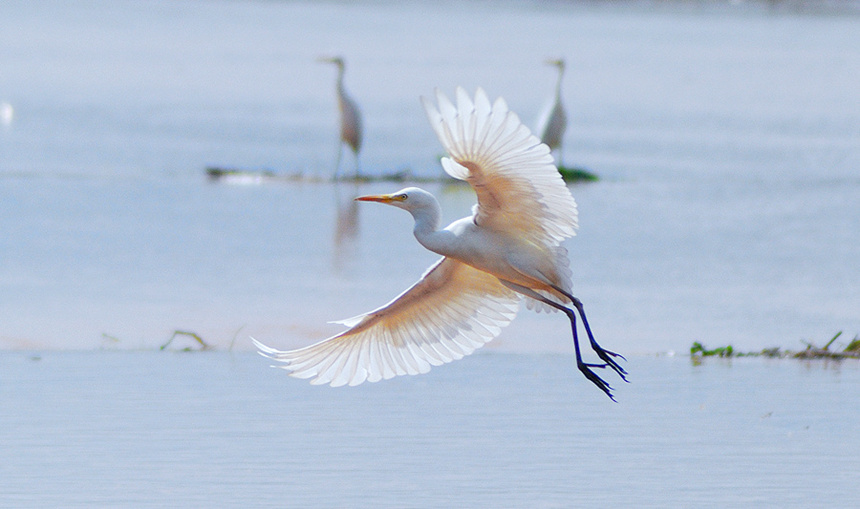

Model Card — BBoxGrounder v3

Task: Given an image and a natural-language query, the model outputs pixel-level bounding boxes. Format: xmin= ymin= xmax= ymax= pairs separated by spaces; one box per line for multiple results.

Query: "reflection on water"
xmin=332 ymin=182 xmax=362 ymax=272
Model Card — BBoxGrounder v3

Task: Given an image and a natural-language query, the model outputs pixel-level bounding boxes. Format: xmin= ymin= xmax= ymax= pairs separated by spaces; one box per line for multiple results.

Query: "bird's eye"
xmin=395 ymin=193 xmax=408 ymax=201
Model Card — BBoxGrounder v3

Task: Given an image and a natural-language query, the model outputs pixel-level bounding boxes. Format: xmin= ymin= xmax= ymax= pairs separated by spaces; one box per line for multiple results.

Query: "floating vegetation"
xmin=334 ymin=171 xmax=441 ymax=183
xmin=558 ymin=165 xmax=599 ymax=182
xmin=691 ymin=331 xmax=860 ymax=361
xmin=160 ymin=330 xmax=212 ymax=352
xmin=206 ymin=166 xmax=600 ymax=184
xmin=206 ymin=166 xmax=439 ymax=184
xmin=794 ymin=331 xmax=860 ymax=360
xmin=690 ymin=342 xmax=734 ymax=357
xmin=101 ymin=333 xmax=122 ymax=344
xmin=205 ymin=166 xmax=288 ymax=183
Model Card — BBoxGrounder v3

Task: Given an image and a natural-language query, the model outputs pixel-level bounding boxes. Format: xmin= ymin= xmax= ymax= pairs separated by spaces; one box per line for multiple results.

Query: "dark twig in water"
xmin=161 ymin=330 xmax=212 ymax=351
xmin=101 ymin=333 xmax=121 ymax=344
xmin=822 ymin=330 xmax=842 ymax=350
xmin=228 ymin=325 xmax=246 ymax=352
xmin=794 ymin=331 xmax=860 ymax=360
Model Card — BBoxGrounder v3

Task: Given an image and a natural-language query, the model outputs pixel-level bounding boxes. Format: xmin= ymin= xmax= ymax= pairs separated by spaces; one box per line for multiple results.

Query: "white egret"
xmin=535 ymin=58 xmax=567 ymax=166
xmin=254 ymin=87 xmax=626 ymax=399
xmin=319 ymin=56 xmax=363 ymax=178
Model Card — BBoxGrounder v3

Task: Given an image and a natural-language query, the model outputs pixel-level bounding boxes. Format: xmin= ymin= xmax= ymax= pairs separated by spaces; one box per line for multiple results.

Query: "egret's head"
xmin=318 ymin=56 xmax=345 ymax=69
xmin=354 ymin=187 xmax=434 ymax=212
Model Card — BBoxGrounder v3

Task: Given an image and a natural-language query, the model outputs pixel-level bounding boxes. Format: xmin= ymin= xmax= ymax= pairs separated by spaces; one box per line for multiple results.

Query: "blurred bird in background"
xmin=535 ymin=58 xmax=567 ymax=167
xmin=318 ymin=56 xmax=363 ymax=179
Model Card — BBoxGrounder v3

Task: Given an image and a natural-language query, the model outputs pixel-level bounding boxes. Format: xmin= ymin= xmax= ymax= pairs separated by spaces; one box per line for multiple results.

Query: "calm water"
xmin=1 ymin=0 xmax=859 ymax=505
xmin=1 ymin=0 xmax=857 ymax=354
xmin=1 ymin=352 xmax=859 ymax=507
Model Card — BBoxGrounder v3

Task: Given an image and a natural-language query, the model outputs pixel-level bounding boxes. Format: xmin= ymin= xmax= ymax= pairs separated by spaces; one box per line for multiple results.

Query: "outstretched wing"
xmin=422 ymin=87 xmax=578 ymax=247
xmin=254 ymin=257 xmax=521 ymax=387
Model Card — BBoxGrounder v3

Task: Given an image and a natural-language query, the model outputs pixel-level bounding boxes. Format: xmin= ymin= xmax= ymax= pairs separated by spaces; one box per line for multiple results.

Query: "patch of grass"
xmin=558 ymin=165 xmax=599 ymax=182
xmin=690 ymin=341 xmax=734 ymax=357
xmin=691 ymin=331 xmax=860 ymax=361
xmin=206 ymin=166 xmax=276 ymax=179
xmin=794 ymin=331 xmax=860 ymax=360
xmin=759 ymin=347 xmax=785 ymax=358
xmin=160 ymin=330 xmax=211 ymax=352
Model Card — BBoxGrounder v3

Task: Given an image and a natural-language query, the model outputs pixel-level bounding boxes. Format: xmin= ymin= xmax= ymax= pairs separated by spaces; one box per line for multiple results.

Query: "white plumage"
xmin=255 ymin=87 xmax=626 ymax=399
xmin=255 ymin=257 xmax=519 ymax=386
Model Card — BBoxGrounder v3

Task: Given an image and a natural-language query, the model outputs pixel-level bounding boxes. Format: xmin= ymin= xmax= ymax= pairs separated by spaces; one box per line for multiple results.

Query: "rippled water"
xmin=1 ymin=352 xmax=858 ymax=507
xmin=1 ymin=1 xmax=859 ymax=506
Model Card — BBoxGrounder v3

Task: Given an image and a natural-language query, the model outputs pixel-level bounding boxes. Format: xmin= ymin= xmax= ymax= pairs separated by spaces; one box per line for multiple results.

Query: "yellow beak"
xmin=354 ymin=194 xmax=404 ymax=203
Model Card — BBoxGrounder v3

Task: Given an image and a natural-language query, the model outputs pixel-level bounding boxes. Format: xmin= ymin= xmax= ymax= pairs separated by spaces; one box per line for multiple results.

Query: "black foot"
xmin=592 ymin=344 xmax=629 ymax=382
xmin=578 ymin=362 xmax=616 ymax=402
xmin=568 ymin=295 xmax=628 ymax=384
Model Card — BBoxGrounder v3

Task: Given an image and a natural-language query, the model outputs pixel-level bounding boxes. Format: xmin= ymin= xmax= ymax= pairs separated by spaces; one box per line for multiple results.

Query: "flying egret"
xmin=535 ymin=58 xmax=567 ymax=166
xmin=319 ymin=56 xmax=363 ymax=179
xmin=254 ymin=87 xmax=626 ymax=399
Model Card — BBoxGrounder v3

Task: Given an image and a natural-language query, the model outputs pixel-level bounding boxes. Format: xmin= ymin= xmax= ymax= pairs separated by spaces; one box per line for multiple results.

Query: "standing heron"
xmin=319 ymin=56 xmax=363 ymax=179
xmin=536 ymin=58 xmax=567 ymax=166
xmin=254 ymin=87 xmax=626 ymax=399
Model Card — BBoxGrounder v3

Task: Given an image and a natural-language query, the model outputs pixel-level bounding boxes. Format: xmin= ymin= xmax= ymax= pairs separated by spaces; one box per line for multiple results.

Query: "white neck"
xmin=408 ymin=197 xmax=458 ymax=257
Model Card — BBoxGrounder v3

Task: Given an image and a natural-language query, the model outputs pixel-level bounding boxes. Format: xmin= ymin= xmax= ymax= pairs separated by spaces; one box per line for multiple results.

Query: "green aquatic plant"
xmin=691 ymin=332 xmax=860 ymax=361
xmin=759 ymin=347 xmax=785 ymax=358
xmin=160 ymin=330 xmax=211 ymax=352
xmin=794 ymin=331 xmax=860 ymax=360
xmin=558 ymin=165 xmax=599 ymax=182
xmin=690 ymin=341 xmax=734 ymax=357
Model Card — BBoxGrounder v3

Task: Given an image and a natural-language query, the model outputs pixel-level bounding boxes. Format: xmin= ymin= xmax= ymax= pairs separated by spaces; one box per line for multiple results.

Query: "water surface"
xmin=1 ymin=352 xmax=858 ymax=507
xmin=1 ymin=2 xmax=859 ymax=505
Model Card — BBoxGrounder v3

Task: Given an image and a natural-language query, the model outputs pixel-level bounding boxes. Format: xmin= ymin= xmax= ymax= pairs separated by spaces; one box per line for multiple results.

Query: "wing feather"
xmin=422 ymin=87 xmax=578 ymax=248
xmin=253 ymin=258 xmax=521 ymax=386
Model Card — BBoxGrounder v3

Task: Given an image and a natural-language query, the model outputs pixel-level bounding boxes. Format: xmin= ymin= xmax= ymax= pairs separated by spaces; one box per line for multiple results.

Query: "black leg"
xmin=497 ymin=280 xmax=624 ymax=400
xmin=551 ymin=285 xmax=628 ymax=382
xmin=563 ymin=308 xmax=617 ymax=401
xmin=570 ymin=298 xmax=628 ymax=381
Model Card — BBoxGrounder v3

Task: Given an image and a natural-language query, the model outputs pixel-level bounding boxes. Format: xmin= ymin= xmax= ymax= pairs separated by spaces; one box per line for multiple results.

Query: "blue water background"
xmin=2 ymin=0 xmax=858 ymax=354
xmin=1 ymin=1 xmax=859 ymax=507
xmin=2 ymin=352 xmax=859 ymax=507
